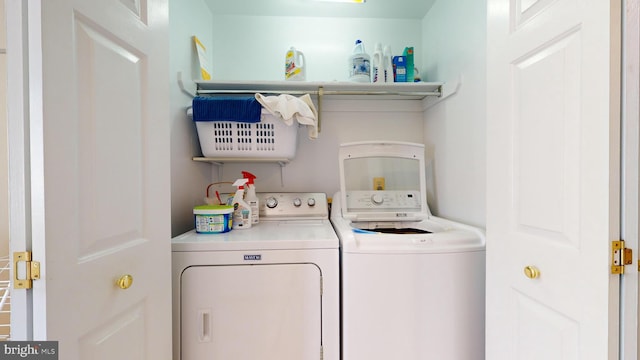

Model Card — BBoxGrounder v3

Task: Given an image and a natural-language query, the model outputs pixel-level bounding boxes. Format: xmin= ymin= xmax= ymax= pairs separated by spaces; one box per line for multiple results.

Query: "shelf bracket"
xmin=279 ymin=161 xmax=287 ymax=187
xmin=317 ymin=86 xmax=324 ymax=133
xmin=177 ymin=71 xmax=197 ymax=98
xmin=422 ymin=74 xmax=462 ymax=110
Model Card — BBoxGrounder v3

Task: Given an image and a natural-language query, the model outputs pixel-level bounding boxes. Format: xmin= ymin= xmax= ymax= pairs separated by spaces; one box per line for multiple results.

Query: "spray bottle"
xmin=242 ymin=171 xmax=259 ymax=225
xmin=231 ymin=178 xmax=252 ymax=230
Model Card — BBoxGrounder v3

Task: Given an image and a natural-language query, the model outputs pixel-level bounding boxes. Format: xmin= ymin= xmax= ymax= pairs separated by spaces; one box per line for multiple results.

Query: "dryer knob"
xmin=307 ymin=198 xmax=316 ymax=207
xmin=266 ymin=197 xmax=278 ymax=208
xmin=371 ymin=193 xmax=384 ymax=205
xmin=293 ymin=198 xmax=302 ymax=207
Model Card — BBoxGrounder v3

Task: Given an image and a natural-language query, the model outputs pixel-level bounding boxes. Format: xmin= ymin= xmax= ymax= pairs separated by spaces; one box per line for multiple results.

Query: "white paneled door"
xmin=486 ymin=0 xmax=621 ymax=359
xmin=6 ymin=0 xmax=171 ymax=359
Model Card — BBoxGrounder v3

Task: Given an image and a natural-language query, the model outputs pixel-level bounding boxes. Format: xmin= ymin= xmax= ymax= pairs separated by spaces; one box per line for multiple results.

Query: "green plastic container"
xmin=193 ymin=205 xmax=233 ymax=234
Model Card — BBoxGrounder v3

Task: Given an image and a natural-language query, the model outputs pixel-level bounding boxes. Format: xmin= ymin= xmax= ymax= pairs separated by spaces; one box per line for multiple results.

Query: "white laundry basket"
xmin=195 ymin=117 xmax=298 ymax=159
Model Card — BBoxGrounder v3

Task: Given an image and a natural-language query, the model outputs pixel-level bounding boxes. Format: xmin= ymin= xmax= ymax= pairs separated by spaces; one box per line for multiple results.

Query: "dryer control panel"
xmin=258 ymin=192 xmax=329 ymax=220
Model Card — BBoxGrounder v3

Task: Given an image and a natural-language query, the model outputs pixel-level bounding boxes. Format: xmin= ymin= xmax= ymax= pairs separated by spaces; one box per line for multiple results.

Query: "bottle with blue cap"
xmin=348 ymin=39 xmax=371 ymax=82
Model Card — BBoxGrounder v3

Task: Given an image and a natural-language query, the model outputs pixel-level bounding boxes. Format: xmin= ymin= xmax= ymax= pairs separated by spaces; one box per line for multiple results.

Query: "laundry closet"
xmin=169 ymin=2 xmax=488 ymax=359
xmin=3 ymin=0 xmax=627 ymax=358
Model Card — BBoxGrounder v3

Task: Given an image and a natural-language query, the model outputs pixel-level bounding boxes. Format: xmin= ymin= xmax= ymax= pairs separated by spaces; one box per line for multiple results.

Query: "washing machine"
xmin=330 ymin=141 xmax=486 ymax=360
xmin=172 ymin=192 xmax=339 ymax=360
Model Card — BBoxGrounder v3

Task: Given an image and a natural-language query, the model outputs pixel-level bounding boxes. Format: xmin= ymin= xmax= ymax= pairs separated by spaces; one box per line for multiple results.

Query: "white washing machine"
xmin=172 ymin=192 xmax=339 ymax=360
xmin=331 ymin=141 xmax=486 ymax=360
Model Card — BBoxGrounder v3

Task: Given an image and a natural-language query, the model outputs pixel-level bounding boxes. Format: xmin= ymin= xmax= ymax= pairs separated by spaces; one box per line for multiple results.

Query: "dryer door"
xmin=181 ymin=263 xmax=322 ymax=360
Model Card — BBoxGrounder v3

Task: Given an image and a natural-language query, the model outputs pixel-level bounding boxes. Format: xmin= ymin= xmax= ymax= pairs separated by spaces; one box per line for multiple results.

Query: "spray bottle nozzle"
xmin=233 ymin=178 xmax=248 ymax=189
xmin=242 ymin=171 xmax=256 ymax=185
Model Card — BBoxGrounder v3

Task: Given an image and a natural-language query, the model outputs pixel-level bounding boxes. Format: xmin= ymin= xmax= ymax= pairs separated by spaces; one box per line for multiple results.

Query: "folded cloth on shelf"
xmin=191 ymin=96 xmax=262 ymax=123
xmin=255 ymin=93 xmax=318 ymax=139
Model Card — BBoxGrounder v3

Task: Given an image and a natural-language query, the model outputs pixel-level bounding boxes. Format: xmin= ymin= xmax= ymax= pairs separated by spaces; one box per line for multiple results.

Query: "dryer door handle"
xmin=198 ymin=309 xmax=212 ymax=343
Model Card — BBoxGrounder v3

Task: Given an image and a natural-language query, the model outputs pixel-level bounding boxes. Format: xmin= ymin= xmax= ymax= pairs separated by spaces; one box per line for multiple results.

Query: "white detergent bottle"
xmin=348 ymin=39 xmax=370 ymax=82
xmin=285 ymin=46 xmax=306 ymax=81
xmin=242 ymin=171 xmax=259 ymax=225
xmin=231 ymin=178 xmax=252 ymax=230
xmin=383 ymin=45 xmax=394 ymax=83
xmin=371 ymin=43 xmax=383 ymax=83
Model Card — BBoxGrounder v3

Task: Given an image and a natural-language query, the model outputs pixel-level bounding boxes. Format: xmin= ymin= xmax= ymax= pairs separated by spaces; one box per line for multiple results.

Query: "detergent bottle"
xmin=231 ymin=178 xmax=252 ymax=230
xmin=383 ymin=45 xmax=394 ymax=83
xmin=371 ymin=43 xmax=383 ymax=83
xmin=348 ymin=40 xmax=370 ymax=82
xmin=242 ymin=171 xmax=259 ymax=225
xmin=285 ymin=46 xmax=306 ymax=81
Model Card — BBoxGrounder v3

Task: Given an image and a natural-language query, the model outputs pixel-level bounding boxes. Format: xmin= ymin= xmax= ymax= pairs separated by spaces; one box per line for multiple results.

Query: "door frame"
xmin=622 ymin=0 xmax=640 ymax=358
xmin=6 ymin=0 xmax=32 ymax=340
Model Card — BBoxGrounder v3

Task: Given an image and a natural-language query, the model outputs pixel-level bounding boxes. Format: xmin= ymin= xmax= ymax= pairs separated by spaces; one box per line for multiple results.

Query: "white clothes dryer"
xmin=172 ymin=193 xmax=339 ymax=360
xmin=331 ymin=141 xmax=486 ymax=360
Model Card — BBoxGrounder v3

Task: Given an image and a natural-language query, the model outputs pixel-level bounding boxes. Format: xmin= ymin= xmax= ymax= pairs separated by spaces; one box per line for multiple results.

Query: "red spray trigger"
xmin=242 ymin=171 xmax=256 ymax=185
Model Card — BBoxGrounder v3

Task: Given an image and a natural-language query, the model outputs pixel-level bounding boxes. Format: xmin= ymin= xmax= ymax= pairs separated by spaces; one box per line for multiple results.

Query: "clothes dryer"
xmin=331 ymin=141 xmax=486 ymax=360
xmin=172 ymin=193 xmax=339 ymax=360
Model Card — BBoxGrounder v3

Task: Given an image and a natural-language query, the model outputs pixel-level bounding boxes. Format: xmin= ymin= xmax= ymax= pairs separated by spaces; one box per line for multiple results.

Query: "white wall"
xmin=170 ymin=0 xmax=216 ymax=236
xmin=421 ymin=0 xmax=487 ymax=228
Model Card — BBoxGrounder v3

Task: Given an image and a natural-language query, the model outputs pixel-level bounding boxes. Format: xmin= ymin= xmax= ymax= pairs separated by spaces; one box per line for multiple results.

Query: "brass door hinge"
xmin=13 ymin=252 xmax=40 ymax=289
xmin=611 ymin=240 xmax=633 ymax=274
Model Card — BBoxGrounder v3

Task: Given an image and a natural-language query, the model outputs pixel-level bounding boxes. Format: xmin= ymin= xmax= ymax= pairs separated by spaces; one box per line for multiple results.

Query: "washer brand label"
xmin=244 ymin=254 xmax=262 ymax=261
xmin=396 ymin=213 xmax=408 ymax=217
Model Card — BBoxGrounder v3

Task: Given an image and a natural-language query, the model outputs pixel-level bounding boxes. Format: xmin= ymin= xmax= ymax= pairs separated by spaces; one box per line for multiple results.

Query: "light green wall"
xmin=422 ymin=0 xmax=487 ymax=228
xmin=209 ymin=15 xmax=422 ymax=82
xmin=169 ymin=0 xmax=216 ymax=236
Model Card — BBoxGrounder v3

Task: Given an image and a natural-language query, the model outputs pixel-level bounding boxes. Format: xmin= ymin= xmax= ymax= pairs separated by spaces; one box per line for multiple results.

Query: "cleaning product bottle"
xmin=231 ymin=178 xmax=252 ymax=230
xmin=285 ymin=46 xmax=306 ymax=81
xmin=348 ymin=39 xmax=370 ymax=82
xmin=403 ymin=47 xmax=415 ymax=82
xmin=371 ymin=43 xmax=383 ymax=83
xmin=383 ymin=45 xmax=394 ymax=83
xmin=242 ymin=171 xmax=259 ymax=225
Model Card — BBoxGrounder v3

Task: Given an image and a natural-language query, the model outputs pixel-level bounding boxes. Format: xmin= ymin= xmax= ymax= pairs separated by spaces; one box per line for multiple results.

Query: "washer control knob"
xmin=266 ymin=197 xmax=278 ymax=209
xmin=371 ymin=193 xmax=384 ymax=205
xmin=293 ymin=198 xmax=302 ymax=207
xmin=307 ymin=198 xmax=316 ymax=207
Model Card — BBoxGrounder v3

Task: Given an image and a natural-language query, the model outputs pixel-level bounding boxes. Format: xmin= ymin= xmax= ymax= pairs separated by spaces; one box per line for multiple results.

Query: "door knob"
xmin=116 ymin=274 xmax=133 ymax=289
xmin=524 ymin=266 xmax=540 ymax=279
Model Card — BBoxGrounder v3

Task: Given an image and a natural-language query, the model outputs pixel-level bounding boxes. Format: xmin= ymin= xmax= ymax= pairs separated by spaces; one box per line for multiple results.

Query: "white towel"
xmin=255 ymin=93 xmax=318 ymax=139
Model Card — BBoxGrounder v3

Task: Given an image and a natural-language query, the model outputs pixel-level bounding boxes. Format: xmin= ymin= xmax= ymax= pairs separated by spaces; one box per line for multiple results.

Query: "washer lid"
xmin=338 ymin=141 xmax=431 ymax=222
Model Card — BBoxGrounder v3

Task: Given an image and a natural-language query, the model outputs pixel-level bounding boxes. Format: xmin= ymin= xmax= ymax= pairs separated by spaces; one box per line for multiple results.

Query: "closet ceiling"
xmin=204 ymin=0 xmax=436 ymax=19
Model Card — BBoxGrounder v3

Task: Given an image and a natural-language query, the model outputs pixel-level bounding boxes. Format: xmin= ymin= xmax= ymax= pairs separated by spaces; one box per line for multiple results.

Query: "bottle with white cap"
xmin=231 ymin=178 xmax=252 ymax=230
xmin=371 ymin=43 xmax=384 ymax=83
xmin=242 ymin=171 xmax=259 ymax=225
xmin=383 ymin=45 xmax=394 ymax=83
